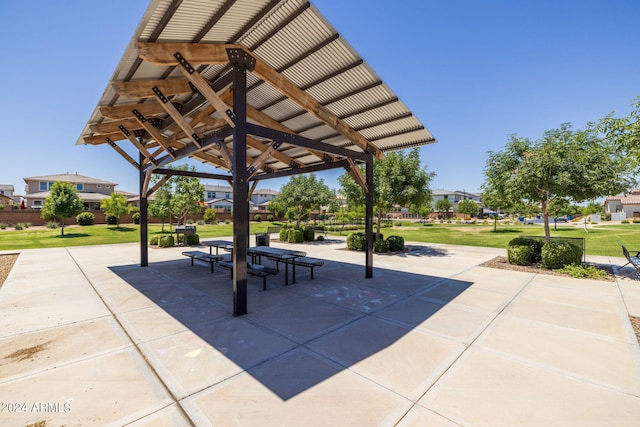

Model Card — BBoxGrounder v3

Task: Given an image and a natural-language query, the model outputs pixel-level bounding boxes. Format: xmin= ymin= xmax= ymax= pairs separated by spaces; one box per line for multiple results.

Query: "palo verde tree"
xmin=41 ymin=181 xmax=84 ymax=236
xmin=100 ymin=192 xmax=129 ymax=229
xmin=482 ymin=122 xmax=636 ymax=241
xmin=269 ymin=174 xmax=335 ymax=228
xmin=339 ymin=148 xmax=434 ymax=234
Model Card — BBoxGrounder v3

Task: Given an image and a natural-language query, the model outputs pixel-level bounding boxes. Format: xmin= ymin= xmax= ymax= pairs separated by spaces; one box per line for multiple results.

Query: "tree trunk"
xmin=542 ymin=200 xmax=551 ymax=242
xmin=376 ymin=211 xmax=382 ymax=236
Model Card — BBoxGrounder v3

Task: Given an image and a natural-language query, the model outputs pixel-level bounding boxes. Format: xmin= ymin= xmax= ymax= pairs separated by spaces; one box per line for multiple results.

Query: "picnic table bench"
xmin=182 ymin=251 xmax=223 ymax=273
xmin=218 ymin=259 xmax=279 ymax=291
xmin=268 ymin=256 xmax=325 ymax=280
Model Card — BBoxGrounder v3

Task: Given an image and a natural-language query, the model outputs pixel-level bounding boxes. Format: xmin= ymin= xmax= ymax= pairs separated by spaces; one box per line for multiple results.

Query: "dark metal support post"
xmin=365 ymin=156 xmax=374 ymax=278
xmin=232 ymin=61 xmax=249 ymax=316
xmin=139 ymin=151 xmax=149 ymax=267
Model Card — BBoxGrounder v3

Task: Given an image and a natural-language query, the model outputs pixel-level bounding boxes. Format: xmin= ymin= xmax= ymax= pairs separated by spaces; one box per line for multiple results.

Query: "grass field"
xmin=1 ymin=221 xmax=639 ymax=257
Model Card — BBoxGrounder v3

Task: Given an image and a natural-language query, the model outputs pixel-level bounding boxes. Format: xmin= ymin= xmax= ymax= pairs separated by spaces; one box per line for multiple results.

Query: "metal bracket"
xmin=191 ymin=133 xmax=202 ymax=145
xmin=188 ymin=81 xmax=199 ymax=93
xmin=148 ymin=118 xmax=164 ymax=128
xmin=118 ymin=125 xmax=131 ymax=136
xmin=152 ymin=86 xmax=169 ymax=104
xmin=226 ymin=48 xmax=256 ymax=71
xmin=174 ymin=52 xmax=196 ymax=74
xmin=132 ymin=109 xmax=146 ymax=122
xmin=134 ymin=129 xmax=147 ymax=139
xmin=247 ymin=165 xmax=256 ymax=175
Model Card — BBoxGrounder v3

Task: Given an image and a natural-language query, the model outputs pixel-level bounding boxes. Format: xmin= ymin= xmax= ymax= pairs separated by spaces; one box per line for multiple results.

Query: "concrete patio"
xmin=1 ymin=238 xmax=639 ymax=426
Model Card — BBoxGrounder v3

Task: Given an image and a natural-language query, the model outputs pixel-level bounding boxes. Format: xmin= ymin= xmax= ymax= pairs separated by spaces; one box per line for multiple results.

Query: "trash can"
xmin=255 ymin=233 xmax=270 ymax=246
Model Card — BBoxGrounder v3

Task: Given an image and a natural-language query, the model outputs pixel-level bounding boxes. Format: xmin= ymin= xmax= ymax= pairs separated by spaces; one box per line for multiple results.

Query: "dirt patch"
xmin=480 ymin=256 xmax=616 ymax=281
xmin=0 ymin=253 xmax=18 ymax=288
xmin=5 ymin=341 xmax=51 ymax=362
xmin=631 ymin=316 xmax=640 ymax=345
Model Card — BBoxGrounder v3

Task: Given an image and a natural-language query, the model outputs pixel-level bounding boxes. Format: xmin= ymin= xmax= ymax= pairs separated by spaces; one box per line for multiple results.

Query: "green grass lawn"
xmin=1 ymin=221 xmax=639 ymax=257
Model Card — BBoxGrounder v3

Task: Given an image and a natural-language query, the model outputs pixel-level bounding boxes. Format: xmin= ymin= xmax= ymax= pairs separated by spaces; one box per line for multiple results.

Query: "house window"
xmin=225 ymin=192 xmax=231 ymax=198
xmin=207 ymin=191 xmax=215 ymax=199
xmin=76 ymin=183 xmax=84 ymax=191
xmin=97 ymin=184 xmax=102 ymax=188
xmin=106 ymin=185 xmax=110 ymax=188
xmin=39 ymin=182 xmax=47 ymax=191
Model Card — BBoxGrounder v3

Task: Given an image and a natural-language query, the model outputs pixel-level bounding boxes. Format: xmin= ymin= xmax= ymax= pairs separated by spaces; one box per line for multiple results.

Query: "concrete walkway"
xmin=1 ymin=239 xmax=639 ymax=426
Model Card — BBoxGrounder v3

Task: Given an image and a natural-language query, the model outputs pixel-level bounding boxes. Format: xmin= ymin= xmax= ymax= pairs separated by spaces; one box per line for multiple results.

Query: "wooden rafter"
xmin=136 ymin=42 xmax=384 ymax=159
xmin=104 ymin=138 xmax=140 ymax=169
xmin=347 ymin=158 xmax=368 ymax=193
xmin=151 ymin=86 xmax=202 ymax=148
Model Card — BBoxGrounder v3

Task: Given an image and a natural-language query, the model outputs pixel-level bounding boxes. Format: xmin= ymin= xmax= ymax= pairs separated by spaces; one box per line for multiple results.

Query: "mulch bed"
xmin=0 ymin=254 xmax=18 ymax=289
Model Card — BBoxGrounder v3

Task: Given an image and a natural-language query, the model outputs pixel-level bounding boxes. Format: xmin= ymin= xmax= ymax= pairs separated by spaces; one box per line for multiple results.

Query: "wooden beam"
xmin=83 ymin=132 xmax=123 ymax=145
xmin=151 ymin=86 xmax=202 ymax=147
xmin=119 ymin=126 xmax=157 ymax=166
xmin=247 ymin=141 xmax=283 ymax=179
xmin=112 ymin=78 xmax=193 ymax=98
xmin=104 ymin=138 xmax=140 ymax=169
xmin=133 ymin=115 xmax=177 ymax=159
xmin=90 ymin=118 xmax=141 ymax=135
xmin=137 ymin=42 xmax=237 ymax=65
xmin=147 ymin=174 xmax=171 ymax=197
xmin=100 ymin=102 xmax=172 ymax=120
xmin=347 ymin=158 xmax=368 ymax=193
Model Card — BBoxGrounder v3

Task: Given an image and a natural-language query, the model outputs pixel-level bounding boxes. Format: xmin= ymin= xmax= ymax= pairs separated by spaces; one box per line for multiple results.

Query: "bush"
xmin=374 ymin=238 xmax=389 ymax=253
xmin=279 ymin=228 xmax=289 ymax=242
xmin=557 ymin=264 xmax=607 ymax=279
xmin=254 ymin=214 xmax=262 ymax=222
xmin=197 ymin=220 xmax=205 ymax=226
xmin=46 ymin=221 xmax=59 ymax=229
xmin=77 ymin=212 xmax=95 ymax=226
xmin=508 ymin=237 xmax=543 ymax=262
xmin=0 ymin=223 xmax=7 ymax=229
xmin=303 ymin=228 xmax=314 ymax=241
xmin=287 ymin=229 xmax=304 ymax=243
xmin=132 ymin=212 xmax=140 ymax=224
xmin=622 ymin=219 xmax=630 ymax=224
xmin=267 ymin=214 xmax=274 ymax=222
xmin=203 ymin=208 xmax=217 ymax=224
xmin=159 ymin=235 xmax=175 ymax=248
xmin=508 ymin=245 xmax=535 ymax=265
xmin=186 ymin=233 xmax=200 ymax=245
xmin=541 ymin=241 xmax=582 ymax=269
xmin=387 ymin=236 xmax=405 ymax=252
xmin=105 ymin=214 xmax=118 ymax=225
xmin=149 ymin=236 xmax=160 ymax=245
xmin=13 ymin=223 xmax=24 ymax=230
xmin=633 ymin=219 xmax=640 ymax=224
xmin=317 ymin=235 xmax=325 ymax=241
xmin=346 ymin=232 xmax=366 ymax=251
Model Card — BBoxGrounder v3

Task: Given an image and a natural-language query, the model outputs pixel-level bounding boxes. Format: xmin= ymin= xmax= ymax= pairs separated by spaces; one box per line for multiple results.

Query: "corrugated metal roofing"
xmin=78 ymin=0 xmax=436 ymax=179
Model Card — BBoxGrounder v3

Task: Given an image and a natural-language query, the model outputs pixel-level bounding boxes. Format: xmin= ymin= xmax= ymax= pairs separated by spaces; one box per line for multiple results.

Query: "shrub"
xmin=203 ymin=208 xmax=217 ymax=224
xmin=0 ymin=223 xmax=7 ymax=229
xmin=508 ymin=245 xmax=535 ymax=265
xmin=279 ymin=228 xmax=289 ymax=242
xmin=149 ymin=236 xmax=160 ymax=245
xmin=558 ymin=264 xmax=607 ymax=279
xmin=159 ymin=235 xmax=175 ymax=248
xmin=634 ymin=219 xmax=640 ymax=224
xmin=317 ymin=235 xmax=325 ymax=241
xmin=373 ymin=232 xmax=384 ymax=241
xmin=346 ymin=232 xmax=366 ymax=251
xmin=267 ymin=214 xmax=274 ymax=222
xmin=197 ymin=220 xmax=205 ymax=226
xmin=105 ymin=214 xmax=118 ymax=225
xmin=288 ymin=229 xmax=304 ymax=243
xmin=46 ymin=221 xmax=59 ymax=229
xmin=303 ymin=228 xmax=314 ymax=241
xmin=508 ymin=237 xmax=543 ymax=262
xmin=132 ymin=212 xmax=140 ymax=224
xmin=374 ymin=238 xmax=389 ymax=253
xmin=186 ymin=233 xmax=200 ymax=245
xmin=622 ymin=219 xmax=630 ymax=224
xmin=541 ymin=241 xmax=582 ymax=269
xmin=254 ymin=214 xmax=262 ymax=222
xmin=13 ymin=223 xmax=24 ymax=230
xmin=77 ymin=212 xmax=95 ymax=226
xmin=387 ymin=236 xmax=405 ymax=252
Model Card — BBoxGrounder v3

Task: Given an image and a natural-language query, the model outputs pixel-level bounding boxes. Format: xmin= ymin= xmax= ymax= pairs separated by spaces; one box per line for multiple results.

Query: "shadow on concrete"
xmin=108 ymin=255 xmax=472 ymax=401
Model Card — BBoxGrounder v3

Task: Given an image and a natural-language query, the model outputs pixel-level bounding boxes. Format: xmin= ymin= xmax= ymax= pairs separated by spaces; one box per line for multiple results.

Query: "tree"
xmin=600 ymin=97 xmax=640 ymax=164
xmin=434 ymin=198 xmax=452 ymax=218
xmin=270 ymin=174 xmax=335 ymax=228
xmin=101 ymin=192 xmax=129 ymax=228
xmin=457 ymin=199 xmax=479 ymax=220
xmin=149 ymin=184 xmax=175 ymax=233
xmin=339 ymin=149 xmax=434 ymax=234
xmin=41 ymin=181 xmax=84 ymax=236
xmin=482 ymin=123 xmax=636 ymax=241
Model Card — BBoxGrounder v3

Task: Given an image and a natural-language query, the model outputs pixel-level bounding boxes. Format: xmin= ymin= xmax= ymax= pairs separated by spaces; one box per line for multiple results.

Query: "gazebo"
xmin=78 ymin=0 xmax=436 ymax=316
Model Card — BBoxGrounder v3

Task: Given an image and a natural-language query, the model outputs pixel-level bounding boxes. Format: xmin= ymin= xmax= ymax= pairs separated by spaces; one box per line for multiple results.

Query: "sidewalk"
xmin=1 ymin=240 xmax=639 ymax=426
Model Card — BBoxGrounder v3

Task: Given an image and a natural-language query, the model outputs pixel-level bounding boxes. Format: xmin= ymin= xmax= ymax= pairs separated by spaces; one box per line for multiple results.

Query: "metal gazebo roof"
xmin=78 ymin=0 xmax=435 ymax=179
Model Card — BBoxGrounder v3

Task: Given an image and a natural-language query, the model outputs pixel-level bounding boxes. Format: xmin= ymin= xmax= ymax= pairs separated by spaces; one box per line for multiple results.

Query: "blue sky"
xmin=1 ymin=1 xmax=638 ymax=196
